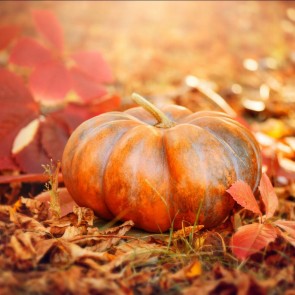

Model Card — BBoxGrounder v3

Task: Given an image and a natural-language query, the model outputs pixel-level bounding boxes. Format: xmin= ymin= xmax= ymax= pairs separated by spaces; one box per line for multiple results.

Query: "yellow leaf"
xmin=185 ymin=260 xmax=202 ymax=278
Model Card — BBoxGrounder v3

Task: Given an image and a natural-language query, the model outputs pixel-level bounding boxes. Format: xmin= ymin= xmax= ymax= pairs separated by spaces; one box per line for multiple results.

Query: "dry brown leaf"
xmin=9 ymin=208 xmax=50 ymax=235
xmin=13 ymin=196 xmax=49 ymax=221
xmin=69 ymin=220 xmax=135 ymax=252
xmin=35 ymin=239 xmax=109 ymax=267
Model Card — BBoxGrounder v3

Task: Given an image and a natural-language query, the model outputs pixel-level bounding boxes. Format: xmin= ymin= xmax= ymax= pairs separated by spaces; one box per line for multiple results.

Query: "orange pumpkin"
xmin=62 ymin=93 xmax=261 ymax=232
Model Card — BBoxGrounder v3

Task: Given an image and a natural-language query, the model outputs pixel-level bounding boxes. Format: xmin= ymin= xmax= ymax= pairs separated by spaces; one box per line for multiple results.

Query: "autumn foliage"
xmin=0 ymin=3 xmax=295 ymax=294
xmin=0 ymin=10 xmax=120 ymax=173
xmin=227 ymin=173 xmax=295 ymax=260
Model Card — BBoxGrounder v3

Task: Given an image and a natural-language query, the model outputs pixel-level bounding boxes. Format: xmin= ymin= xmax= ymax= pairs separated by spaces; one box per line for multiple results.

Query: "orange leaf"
xmin=184 ymin=260 xmax=202 ymax=278
xmin=259 ymin=173 xmax=278 ymax=219
xmin=226 ymin=180 xmax=261 ymax=215
xmin=231 ymin=223 xmax=277 ymax=260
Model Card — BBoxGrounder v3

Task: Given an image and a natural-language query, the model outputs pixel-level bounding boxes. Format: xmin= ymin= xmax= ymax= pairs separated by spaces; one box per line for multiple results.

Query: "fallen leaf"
xmin=70 ymin=220 xmax=135 ymax=252
xmin=277 ymin=231 xmax=295 ymax=247
xmin=231 ymin=223 xmax=277 ymax=260
xmin=13 ymin=196 xmax=48 ymax=221
xmin=226 ymin=180 xmax=262 ymax=215
xmin=73 ymin=206 xmax=94 ymax=227
xmin=259 ymin=173 xmax=279 ymax=219
xmin=35 ymin=239 xmax=108 ymax=267
xmin=9 ymin=209 xmax=49 ymax=234
xmin=184 ymin=260 xmax=202 ymax=279
xmin=274 ymin=219 xmax=295 ymax=246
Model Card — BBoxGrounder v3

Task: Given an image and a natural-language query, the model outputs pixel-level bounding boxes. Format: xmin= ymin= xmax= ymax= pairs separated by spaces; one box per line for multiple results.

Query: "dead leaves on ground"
xmin=0 ymin=196 xmax=294 ymax=294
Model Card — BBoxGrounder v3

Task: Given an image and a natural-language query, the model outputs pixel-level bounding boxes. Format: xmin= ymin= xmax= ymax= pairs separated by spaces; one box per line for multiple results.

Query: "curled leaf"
xmin=259 ymin=173 xmax=278 ymax=219
xmin=226 ymin=180 xmax=262 ymax=215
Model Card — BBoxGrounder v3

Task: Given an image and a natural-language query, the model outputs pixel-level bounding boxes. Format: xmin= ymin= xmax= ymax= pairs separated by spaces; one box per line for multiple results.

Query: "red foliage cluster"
xmin=0 ymin=10 xmax=120 ymax=173
xmin=227 ymin=173 xmax=295 ymax=260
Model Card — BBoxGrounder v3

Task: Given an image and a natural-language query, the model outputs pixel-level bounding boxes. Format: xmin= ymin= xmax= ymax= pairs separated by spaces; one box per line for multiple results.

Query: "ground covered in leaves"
xmin=1 ymin=1 xmax=295 ymax=294
xmin=0 ymin=195 xmax=294 ymax=295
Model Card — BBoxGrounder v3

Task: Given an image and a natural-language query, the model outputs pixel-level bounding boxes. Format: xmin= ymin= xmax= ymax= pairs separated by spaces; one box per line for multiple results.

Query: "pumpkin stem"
xmin=131 ymin=93 xmax=175 ymax=128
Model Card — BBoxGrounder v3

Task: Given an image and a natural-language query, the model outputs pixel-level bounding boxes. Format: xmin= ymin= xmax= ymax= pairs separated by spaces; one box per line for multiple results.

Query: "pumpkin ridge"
xmin=189 ymin=116 xmax=261 ymax=190
xmin=185 ymin=124 xmax=237 ymax=227
xmin=196 ymin=126 xmax=248 ymax=169
xmin=163 ymin=124 xmax=221 ymax=228
xmin=63 ymin=120 xmax=141 ymax=219
xmin=103 ymin=124 xmax=171 ymax=231
xmin=212 ymin=116 xmax=262 ymax=191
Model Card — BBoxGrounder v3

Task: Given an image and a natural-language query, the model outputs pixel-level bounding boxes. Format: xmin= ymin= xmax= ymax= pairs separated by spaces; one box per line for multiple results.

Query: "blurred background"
xmin=2 ymin=1 xmax=295 ymax=96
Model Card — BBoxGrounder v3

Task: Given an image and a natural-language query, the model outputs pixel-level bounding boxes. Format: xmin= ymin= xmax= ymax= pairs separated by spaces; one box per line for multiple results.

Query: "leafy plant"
xmin=0 ymin=10 xmax=120 ymax=173
xmin=227 ymin=173 xmax=295 ymax=260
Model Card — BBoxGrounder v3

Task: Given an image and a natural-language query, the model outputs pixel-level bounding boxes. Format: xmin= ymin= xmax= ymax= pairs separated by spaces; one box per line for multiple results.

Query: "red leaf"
xmin=40 ymin=115 xmax=69 ymax=162
xmin=13 ymin=122 xmax=51 ymax=173
xmin=274 ymin=220 xmax=295 ymax=238
xmin=0 ymin=69 xmax=39 ymax=170
xmin=231 ymin=223 xmax=277 ymax=260
xmin=32 ymin=10 xmax=64 ymax=50
xmin=29 ymin=62 xmax=71 ymax=101
xmin=0 ymin=25 xmax=21 ymax=50
xmin=71 ymin=51 xmax=113 ymax=83
xmin=10 ymin=37 xmax=52 ymax=67
xmin=70 ymin=67 xmax=107 ymax=102
xmin=90 ymin=94 xmax=121 ymax=114
xmin=259 ymin=173 xmax=278 ymax=219
xmin=226 ymin=180 xmax=262 ymax=215
xmin=49 ymin=103 xmax=91 ymax=134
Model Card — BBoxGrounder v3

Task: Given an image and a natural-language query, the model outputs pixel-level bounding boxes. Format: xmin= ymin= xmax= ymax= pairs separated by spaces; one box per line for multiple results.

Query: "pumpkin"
xmin=62 ymin=93 xmax=261 ymax=232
